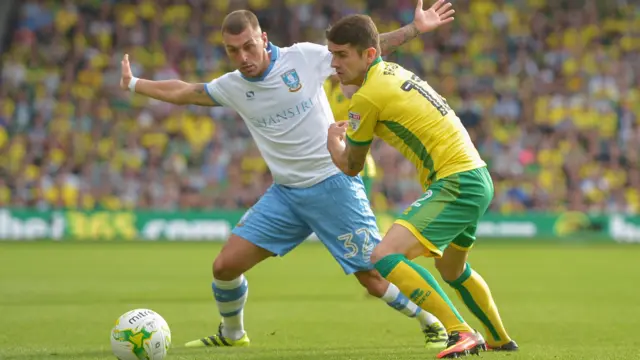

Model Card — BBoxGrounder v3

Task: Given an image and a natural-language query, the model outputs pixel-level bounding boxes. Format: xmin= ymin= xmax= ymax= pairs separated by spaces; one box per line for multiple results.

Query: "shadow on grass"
xmin=1 ymin=345 xmax=440 ymax=360
xmin=1 ymin=349 xmax=113 ymax=360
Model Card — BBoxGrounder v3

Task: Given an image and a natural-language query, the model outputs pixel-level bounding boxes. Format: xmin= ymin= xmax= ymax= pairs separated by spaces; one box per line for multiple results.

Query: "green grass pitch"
xmin=1 ymin=241 xmax=639 ymax=360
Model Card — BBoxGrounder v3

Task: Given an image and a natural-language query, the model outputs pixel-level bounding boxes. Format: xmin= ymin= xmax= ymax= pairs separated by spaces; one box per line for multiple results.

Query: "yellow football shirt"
xmin=346 ymin=58 xmax=485 ymax=189
xmin=324 ymin=78 xmax=377 ymax=179
xmin=324 ymin=78 xmax=350 ymax=120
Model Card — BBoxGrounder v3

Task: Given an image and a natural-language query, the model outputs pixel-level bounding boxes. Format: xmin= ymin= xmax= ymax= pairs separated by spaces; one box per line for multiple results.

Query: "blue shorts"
xmin=232 ymin=172 xmax=381 ymax=274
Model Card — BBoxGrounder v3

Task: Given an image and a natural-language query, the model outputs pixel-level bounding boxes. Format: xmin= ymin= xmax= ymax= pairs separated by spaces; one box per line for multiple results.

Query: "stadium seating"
xmin=0 ymin=0 xmax=638 ymax=214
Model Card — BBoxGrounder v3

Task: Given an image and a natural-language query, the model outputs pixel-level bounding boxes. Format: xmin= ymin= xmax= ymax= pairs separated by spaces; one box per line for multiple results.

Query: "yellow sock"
xmin=447 ymin=263 xmax=512 ymax=346
xmin=375 ymin=254 xmax=472 ymax=334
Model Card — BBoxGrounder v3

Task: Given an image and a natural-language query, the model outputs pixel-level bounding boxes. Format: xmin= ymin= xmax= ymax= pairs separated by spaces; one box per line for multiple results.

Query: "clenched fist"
xmin=120 ymin=54 xmax=132 ymax=91
xmin=328 ymin=121 xmax=348 ymax=142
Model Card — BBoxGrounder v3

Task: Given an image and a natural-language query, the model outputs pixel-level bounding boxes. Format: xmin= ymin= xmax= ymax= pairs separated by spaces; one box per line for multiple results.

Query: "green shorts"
xmin=395 ymin=167 xmax=494 ymax=257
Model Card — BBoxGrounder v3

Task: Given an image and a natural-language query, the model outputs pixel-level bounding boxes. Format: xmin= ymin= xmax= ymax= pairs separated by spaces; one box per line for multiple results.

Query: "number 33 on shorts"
xmin=337 ymin=227 xmax=375 ymax=260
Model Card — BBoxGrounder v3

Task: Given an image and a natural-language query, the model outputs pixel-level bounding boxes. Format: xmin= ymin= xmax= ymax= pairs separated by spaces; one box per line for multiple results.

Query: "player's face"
xmin=223 ymin=28 xmax=269 ymax=78
xmin=328 ymin=42 xmax=375 ymax=86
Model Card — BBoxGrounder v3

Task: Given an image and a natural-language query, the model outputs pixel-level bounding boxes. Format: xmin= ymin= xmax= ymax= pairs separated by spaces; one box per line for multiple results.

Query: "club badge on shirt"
xmin=281 ymin=69 xmax=302 ymax=92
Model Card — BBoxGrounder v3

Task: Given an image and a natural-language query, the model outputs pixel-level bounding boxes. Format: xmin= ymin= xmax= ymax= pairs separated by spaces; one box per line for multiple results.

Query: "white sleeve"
xmin=204 ymin=73 xmax=233 ymax=107
xmin=293 ymin=42 xmax=335 ymax=79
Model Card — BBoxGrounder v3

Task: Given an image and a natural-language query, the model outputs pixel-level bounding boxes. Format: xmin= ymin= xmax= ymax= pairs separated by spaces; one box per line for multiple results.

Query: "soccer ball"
xmin=110 ymin=309 xmax=171 ymax=360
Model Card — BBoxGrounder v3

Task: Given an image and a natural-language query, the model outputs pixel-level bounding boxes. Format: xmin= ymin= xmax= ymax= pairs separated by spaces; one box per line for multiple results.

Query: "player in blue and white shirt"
xmin=120 ymin=0 xmax=455 ymax=349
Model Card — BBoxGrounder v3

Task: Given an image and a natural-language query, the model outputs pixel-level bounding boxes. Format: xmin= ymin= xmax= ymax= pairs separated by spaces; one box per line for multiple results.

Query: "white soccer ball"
xmin=110 ymin=309 xmax=171 ymax=360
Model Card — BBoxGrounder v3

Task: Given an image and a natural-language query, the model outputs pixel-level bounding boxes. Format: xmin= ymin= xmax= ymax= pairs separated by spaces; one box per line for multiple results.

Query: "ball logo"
xmin=128 ymin=310 xmax=155 ymax=324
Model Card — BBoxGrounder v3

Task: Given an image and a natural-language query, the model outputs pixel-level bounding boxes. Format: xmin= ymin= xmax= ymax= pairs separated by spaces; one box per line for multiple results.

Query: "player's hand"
xmin=120 ymin=54 xmax=132 ymax=91
xmin=328 ymin=121 xmax=348 ymax=142
xmin=412 ymin=0 xmax=455 ymax=33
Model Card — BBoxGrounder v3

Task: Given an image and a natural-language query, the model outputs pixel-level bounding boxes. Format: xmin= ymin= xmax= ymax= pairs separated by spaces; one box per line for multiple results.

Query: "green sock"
xmin=375 ymin=254 xmax=472 ymax=333
xmin=446 ymin=263 xmax=512 ymax=346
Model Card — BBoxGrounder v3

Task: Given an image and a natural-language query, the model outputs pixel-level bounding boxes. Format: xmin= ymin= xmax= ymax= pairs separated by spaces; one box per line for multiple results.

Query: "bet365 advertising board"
xmin=0 ymin=209 xmax=639 ymax=243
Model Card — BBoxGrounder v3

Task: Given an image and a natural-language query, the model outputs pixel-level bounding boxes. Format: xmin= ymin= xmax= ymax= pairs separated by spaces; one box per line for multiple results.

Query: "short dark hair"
xmin=326 ymin=15 xmax=380 ymax=54
xmin=222 ymin=10 xmax=260 ymax=35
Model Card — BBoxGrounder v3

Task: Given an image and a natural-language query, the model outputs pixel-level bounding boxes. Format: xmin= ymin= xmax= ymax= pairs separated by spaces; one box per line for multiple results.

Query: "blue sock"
xmin=381 ymin=283 xmax=438 ymax=327
xmin=212 ymin=275 xmax=248 ymax=340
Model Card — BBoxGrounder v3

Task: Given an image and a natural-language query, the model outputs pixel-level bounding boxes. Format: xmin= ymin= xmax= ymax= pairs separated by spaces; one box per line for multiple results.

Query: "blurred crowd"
xmin=0 ymin=0 xmax=638 ymax=214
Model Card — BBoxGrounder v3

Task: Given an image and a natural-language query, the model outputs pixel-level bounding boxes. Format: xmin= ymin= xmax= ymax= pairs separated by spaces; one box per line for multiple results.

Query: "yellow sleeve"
xmin=345 ymin=94 xmax=378 ymax=146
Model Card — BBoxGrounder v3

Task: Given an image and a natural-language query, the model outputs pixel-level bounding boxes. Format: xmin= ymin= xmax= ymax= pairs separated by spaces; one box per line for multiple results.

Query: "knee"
xmin=370 ymin=243 xmax=393 ymax=265
xmin=371 ymin=224 xmax=425 ymax=264
xmin=355 ymin=270 xmax=388 ymax=298
xmin=212 ymin=255 xmax=242 ymax=281
xmin=435 ymin=259 xmax=465 ymax=283
xmin=370 ymin=247 xmax=385 ymax=265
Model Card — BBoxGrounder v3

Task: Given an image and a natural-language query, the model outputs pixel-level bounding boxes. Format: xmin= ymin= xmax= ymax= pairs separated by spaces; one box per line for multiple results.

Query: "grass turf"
xmin=1 ymin=241 xmax=639 ymax=360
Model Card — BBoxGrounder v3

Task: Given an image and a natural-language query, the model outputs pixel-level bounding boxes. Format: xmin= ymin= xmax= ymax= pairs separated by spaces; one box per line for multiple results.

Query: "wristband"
xmin=129 ymin=77 xmax=139 ymax=93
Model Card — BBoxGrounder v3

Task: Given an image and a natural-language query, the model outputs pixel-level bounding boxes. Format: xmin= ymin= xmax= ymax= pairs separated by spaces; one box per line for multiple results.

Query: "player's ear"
xmin=366 ymin=47 xmax=377 ymax=62
xmin=262 ymin=32 xmax=268 ymax=48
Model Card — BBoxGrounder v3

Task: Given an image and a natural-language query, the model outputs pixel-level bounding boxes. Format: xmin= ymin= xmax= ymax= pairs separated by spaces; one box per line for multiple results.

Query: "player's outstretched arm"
xmin=327 ymin=122 xmax=371 ymax=177
xmin=379 ymin=0 xmax=455 ymax=56
xmin=120 ymin=54 xmax=217 ymax=106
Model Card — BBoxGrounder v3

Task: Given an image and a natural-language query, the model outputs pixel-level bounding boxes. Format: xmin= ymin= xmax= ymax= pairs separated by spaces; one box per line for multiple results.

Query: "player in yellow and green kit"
xmin=324 ymin=75 xmax=449 ymax=348
xmin=324 ymin=76 xmax=377 ymax=198
xmin=325 ymin=13 xmax=518 ymax=359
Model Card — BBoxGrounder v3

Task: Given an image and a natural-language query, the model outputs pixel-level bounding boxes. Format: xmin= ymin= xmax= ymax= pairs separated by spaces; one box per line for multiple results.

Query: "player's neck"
xmin=354 ymin=57 xmax=381 ymax=86
xmin=350 ymin=75 xmax=366 ymax=87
